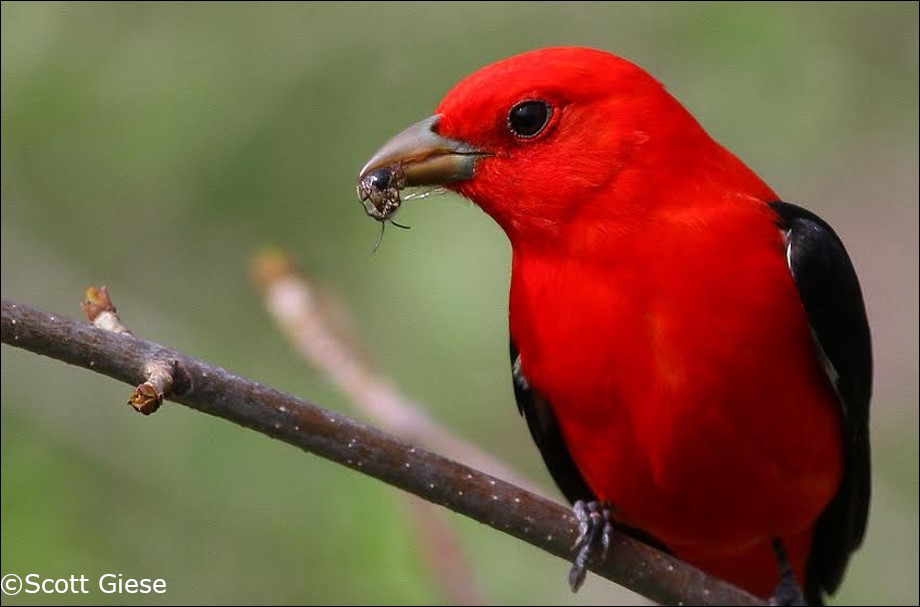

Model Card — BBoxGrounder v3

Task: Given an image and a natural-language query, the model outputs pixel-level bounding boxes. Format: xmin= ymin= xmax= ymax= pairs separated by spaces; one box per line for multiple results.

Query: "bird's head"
xmin=358 ymin=47 xmax=715 ymax=244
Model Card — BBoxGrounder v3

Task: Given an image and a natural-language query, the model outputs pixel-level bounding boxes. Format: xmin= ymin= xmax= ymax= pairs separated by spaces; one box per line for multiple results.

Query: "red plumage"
xmin=359 ymin=46 xmax=871 ymax=602
xmin=440 ymin=47 xmax=842 ymax=598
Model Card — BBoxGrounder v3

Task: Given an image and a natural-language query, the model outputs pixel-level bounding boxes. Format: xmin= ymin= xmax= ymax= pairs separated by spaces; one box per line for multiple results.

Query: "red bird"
xmin=358 ymin=47 xmax=871 ymax=605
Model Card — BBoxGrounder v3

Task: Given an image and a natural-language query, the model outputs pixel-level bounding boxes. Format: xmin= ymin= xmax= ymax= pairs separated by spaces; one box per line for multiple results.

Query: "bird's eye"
xmin=507 ymin=100 xmax=552 ymax=139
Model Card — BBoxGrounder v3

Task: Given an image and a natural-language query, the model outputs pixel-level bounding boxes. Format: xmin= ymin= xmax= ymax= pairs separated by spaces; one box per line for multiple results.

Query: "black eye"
xmin=507 ymin=100 xmax=552 ymax=138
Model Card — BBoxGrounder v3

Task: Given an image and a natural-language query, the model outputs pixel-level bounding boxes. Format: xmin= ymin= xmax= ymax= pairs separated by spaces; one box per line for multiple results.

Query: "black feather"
xmin=769 ymin=201 xmax=872 ymax=604
xmin=510 ymin=339 xmax=595 ymax=504
xmin=509 ymin=339 xmax=669 ymax=553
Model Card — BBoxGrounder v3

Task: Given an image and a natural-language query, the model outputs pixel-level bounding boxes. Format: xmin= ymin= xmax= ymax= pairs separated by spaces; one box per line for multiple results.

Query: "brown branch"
xmin=81 ymin=285 xmax=131 ymax=334
xmin=252 ymin=250 xmax=485 ymax=604
xmin=0 ymin=298 xmax=765 ymax=607
xmin=81 ymin=285 xmax=172 ymax=414
xmin=126 ymin=359 xmax=174 ymax=415
xmin=251 ymin=249 xmax=535 ymax=492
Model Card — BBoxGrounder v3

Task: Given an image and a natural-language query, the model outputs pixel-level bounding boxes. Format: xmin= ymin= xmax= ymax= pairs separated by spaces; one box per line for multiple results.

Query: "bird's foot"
xmin=569 ymin=499 xmax=614 ymax=592
xmin=767 ymin=538 xmax=807 ymax=606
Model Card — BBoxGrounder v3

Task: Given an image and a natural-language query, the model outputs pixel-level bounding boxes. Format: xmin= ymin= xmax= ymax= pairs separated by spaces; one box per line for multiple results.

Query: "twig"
xmin=251 ymin=249 xmax=534 ymax=491
xmin=81 ymin=285 xmax=171 ymax=414
xmin=81 ymin=285 xmax=131 ymax=334
xmin=252 ymin=249 xmax=486 ymax=604
xmin=126 ymin=359 xmax=174 ymax=415
xmin=0 ymin=298 xmax=764 ymax=607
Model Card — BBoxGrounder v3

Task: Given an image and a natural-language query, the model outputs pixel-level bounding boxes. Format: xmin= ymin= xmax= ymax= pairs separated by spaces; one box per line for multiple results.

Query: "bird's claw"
xmin=569 ymin=499 xmax=614 ymax=592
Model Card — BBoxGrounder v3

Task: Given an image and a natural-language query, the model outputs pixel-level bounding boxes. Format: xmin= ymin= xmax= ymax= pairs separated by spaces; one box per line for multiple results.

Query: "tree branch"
xmin=252 ymin=250 xmax=487 ymax=604
xmin=250 ymin=248 xmax=537 ymax=491
xmin=0 ymin=298 xmax=764 ymax=607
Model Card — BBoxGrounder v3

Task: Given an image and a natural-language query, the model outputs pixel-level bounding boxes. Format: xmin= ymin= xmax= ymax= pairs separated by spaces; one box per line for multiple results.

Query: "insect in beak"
xmin=357 ymin=164 xmax=407 ymax=222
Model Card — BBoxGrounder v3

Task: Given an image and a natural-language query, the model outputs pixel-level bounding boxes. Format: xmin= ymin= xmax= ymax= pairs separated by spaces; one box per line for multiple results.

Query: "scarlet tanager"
xmin=357 ymin=47 xmax=871 ymax=605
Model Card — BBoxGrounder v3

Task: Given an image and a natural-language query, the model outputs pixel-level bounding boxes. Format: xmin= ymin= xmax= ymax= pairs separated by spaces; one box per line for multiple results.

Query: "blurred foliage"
xmin=2 ymin=2 xmax=917 ymax=605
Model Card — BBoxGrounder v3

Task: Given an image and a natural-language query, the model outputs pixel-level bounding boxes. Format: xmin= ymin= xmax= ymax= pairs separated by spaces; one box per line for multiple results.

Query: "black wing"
xmin=769 ymin=201 xmax=873 ymax=604
xmin=510 ymin=339 xmax=595 ymax=504
xmin=509 ymin=339 xmax=669 ymax=552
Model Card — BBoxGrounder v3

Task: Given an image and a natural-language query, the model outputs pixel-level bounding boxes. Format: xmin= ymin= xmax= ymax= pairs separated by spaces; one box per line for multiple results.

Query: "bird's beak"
xmin=358 ymin=115 xmax=483 ymax=187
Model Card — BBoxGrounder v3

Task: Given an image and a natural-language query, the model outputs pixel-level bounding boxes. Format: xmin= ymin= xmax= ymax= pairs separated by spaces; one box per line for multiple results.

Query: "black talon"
xmin=768 ymin=539 xmax=807 ymax=606
xmin=569 ymin=500 xmax=614 ymax=592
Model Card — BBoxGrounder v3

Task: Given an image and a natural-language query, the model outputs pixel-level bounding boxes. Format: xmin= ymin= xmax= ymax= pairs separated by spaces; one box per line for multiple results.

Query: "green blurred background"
xmin=2 ymin=2 xmax=917 ymax=605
